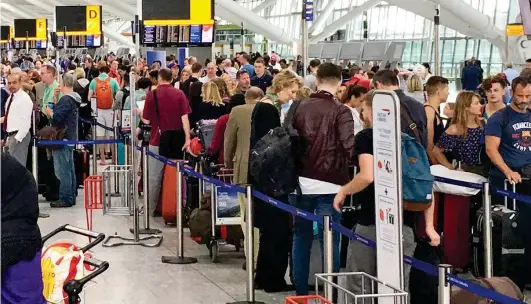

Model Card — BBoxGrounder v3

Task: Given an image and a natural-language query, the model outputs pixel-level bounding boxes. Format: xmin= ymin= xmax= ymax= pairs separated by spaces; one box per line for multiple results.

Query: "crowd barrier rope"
xmin=37 ymin=139 xmax=124 ymax=146
xmin=143 ymin=150 xmax=530 ymax=303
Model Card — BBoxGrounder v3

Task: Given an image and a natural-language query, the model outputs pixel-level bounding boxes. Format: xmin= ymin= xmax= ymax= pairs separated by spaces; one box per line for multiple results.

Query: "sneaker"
xmin=50 ymin=200 xmax=73 ymax=208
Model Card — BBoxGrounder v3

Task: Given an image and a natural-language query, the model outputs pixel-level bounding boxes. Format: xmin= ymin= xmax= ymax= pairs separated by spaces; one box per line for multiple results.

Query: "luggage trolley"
xmin=208 ymin=166 xmax=244 ymax=263
xmin=42 ymin=225 xmax=109 ymax=304
xmin=285 ymin=272 xmax=408 ymax=304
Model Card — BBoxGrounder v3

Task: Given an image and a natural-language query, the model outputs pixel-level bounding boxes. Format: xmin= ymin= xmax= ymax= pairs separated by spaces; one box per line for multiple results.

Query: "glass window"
xmin=442 ymin=40 xmax=455 ymax=63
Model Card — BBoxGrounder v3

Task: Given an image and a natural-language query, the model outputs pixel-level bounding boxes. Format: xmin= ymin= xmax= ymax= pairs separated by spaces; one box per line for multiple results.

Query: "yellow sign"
xmin=36 ymin=18 xmax=47 ymax=39
xmin=86 ymin=5 xmax=101 ymax=34
xmin=144 ymin=0 xmax=214 ymax=26
xmin=10 ymin=26 xmax=14 ymax=40
xmin=506 ymin=24 xmax=524 ymax=36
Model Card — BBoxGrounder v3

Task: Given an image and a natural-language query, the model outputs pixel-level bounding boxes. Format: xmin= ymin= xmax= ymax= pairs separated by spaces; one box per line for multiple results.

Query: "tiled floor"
xmin=38 ymin=192 xmax=294 ymax=304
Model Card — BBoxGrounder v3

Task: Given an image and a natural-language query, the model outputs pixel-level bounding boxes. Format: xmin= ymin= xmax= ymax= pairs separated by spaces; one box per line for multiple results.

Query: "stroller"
xmin=42 ymin=225 xmax=109 ymax=304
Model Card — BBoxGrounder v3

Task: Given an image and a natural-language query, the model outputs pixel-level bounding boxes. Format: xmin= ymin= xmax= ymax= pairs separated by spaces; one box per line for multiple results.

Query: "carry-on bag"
xmin=74 ymin=149 xmax=90 ymax=188
xmin=472 ymin=180 xmax=525 ymax=286
xmin=451 ymin=277 xmax=524 ymax=303
xmin=410 ymin=241 xmax=443 ymax=304
xmin=417 ymin=192 xmax=471 ymax=269
xmin=160 ymin=162 xmax=187 ymax=225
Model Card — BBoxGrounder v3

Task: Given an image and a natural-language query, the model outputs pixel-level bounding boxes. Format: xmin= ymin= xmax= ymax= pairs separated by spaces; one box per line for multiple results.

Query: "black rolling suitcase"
xmin=472 ymin=180 xmax=525 ymax=287
xmin=73 ymin=149 xmax=90 ymax=188
xmin=340 ymin=166 xmax=359 ymax=268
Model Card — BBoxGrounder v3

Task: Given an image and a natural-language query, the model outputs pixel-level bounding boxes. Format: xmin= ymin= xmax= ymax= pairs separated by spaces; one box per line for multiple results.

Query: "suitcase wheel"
xmin=209 ymin=240 xmax=220 ymax=263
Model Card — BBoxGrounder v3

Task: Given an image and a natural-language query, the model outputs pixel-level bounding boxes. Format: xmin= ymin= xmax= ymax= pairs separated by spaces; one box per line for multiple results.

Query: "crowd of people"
xmin=2 ymin=48 xmax=531 ymax=303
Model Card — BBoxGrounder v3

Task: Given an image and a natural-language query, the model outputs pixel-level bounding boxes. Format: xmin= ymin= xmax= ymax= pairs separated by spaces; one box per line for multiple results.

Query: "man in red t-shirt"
xmin=142 ymin=68 xmax=191 ymax=215
xmin=344 ymin=66 xmax=371 ymax=91
xmin=108 ymin=60 xmax=122 ymax=86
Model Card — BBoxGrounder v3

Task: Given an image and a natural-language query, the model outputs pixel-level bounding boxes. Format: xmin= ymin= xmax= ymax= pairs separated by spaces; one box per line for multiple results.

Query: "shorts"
xmin=96 ymin=108 xmax=114 ymax=137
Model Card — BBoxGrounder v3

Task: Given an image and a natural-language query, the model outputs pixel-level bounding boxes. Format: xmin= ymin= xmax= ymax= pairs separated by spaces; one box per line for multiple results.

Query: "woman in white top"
xmin=406 ymin=74 xmax=425 ymax=104
xmin=341 ymin=84 xmax=368 ymax=135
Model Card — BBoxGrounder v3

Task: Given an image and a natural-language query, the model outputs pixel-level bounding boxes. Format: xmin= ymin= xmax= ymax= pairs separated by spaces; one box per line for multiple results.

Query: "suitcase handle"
xmin=42 ymin=224 xmax=105 ymax=253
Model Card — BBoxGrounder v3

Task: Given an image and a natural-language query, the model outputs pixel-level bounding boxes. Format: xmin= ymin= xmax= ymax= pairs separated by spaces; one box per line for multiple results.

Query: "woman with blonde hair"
xmin=433 ymin=91 xmax=485 ymax=175
xmin=251 ymin=69 xmax=302 ymax=293
xmin=212 ymin=77 xmax=231 ymax=102
xmin=197 ymin=81 xmax=228 ymax=120
xmin=406 ymin=74 xmax=425 ymax=103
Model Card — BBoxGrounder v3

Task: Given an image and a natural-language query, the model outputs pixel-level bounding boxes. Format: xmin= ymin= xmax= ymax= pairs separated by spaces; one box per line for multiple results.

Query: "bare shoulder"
xmin=445 ymin=124 xmax=460 ymax=135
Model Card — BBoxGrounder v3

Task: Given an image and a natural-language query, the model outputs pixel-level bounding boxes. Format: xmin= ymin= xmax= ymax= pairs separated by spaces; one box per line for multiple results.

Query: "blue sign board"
xmin=304 ymin=1 xmax=314 ymax=22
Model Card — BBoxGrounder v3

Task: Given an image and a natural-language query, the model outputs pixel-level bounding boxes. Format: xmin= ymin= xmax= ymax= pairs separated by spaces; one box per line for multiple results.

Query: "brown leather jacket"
xmin=292 ymin=92 xmax=355 ymax=186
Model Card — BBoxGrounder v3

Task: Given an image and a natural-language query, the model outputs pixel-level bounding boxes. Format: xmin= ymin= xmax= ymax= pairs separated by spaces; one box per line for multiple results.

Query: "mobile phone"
xmin=47 ymin=102 xmax=54 ymax=110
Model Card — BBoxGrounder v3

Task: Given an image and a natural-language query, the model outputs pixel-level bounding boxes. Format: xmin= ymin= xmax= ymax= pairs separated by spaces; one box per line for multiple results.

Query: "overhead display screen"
xmin=141 ymin=25 xmax=212 ymax=46
xmin=56 ymin=5 xmax=102 ymax=35
xmin=14 ymin=19 xmax=47 ymax=40
xmin=13 ymin=40 xmax=48 ymax=49
xmin=56 ymin=33 xmax=103 ymax=48
xmin=142 ymin=0 xmax=214 ymax=26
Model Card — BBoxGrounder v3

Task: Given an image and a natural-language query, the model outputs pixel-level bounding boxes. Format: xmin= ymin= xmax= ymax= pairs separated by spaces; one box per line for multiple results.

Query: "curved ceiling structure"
xmin=0 ymin=0 xmax=509 ymax=54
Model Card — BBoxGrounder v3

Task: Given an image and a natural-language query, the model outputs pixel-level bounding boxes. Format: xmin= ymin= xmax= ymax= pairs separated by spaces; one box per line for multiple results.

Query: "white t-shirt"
xmin=299 ymin=177 xmax=341 ymax=195
xmin=350 ymin=107 xmax=364 ymax=135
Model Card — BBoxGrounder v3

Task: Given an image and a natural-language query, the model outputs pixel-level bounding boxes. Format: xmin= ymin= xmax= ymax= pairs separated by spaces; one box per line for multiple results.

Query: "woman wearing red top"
xmin=207 ymin=94 xmax=245 ymax=164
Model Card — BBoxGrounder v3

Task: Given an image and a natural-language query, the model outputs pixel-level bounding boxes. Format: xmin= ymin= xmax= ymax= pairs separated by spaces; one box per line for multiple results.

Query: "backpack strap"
xmin=120 ymin=88 xmax=130 ymax=111
xmin=401 ymin=102 xmax=421 ymax=142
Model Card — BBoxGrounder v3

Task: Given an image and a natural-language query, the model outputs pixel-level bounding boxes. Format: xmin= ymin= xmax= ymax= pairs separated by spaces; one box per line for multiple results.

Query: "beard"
xmin=514 ymin=100 xmax=530 ymax=110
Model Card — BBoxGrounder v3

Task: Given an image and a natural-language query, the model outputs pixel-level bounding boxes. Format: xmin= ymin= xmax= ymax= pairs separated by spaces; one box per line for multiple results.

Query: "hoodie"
xmin=51 ymin=92 xmax=80 ymax=141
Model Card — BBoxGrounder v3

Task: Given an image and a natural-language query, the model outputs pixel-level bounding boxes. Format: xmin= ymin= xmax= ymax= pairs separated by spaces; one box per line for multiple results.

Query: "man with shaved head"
xmin=1 ymin=73 xmax=34 ymax=165
xmin=200 ymin=62 xmax=218 ymax=83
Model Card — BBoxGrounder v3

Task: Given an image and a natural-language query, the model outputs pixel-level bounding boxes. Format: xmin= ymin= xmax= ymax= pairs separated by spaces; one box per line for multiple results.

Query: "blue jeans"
xmin=52 ymin=146 xmax=76 ymax=205
xmin=292 ymin=194 xmax=341 ymax=295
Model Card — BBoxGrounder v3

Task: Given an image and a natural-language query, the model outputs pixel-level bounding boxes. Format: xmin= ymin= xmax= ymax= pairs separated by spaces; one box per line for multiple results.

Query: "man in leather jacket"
xmin=291 ymin=63 xmax=355 ymax=295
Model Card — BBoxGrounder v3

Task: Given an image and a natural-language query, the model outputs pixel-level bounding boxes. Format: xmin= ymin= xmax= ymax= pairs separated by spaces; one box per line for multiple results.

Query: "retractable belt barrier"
xmin=144 ymin=151 xmax=528 ymax=304
xmin=38 ymin=139 xmax=124 ymax=146
xmin=78 ymin=117 xmax=132 ymax=135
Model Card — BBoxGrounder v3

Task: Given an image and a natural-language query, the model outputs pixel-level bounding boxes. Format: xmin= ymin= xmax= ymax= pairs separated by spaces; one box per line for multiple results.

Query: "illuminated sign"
xmin=56 ymin=5 xmax=102 ymax=35
xmin=143 ymin=0 xmax=214 ymax=26
xmin=506 ymin=24 xmax=525 ymax=36
xmin=13 ymin=19 xmax=48 ymax=40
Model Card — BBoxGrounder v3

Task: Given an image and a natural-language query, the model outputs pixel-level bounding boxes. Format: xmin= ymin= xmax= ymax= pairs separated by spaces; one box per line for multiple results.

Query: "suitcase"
xmin=340 ymin=166 xmax=359 ymax=268
xmin=472 ymin=181 xmax=525 ymax=286
xmin=160 ymin=162 xmax=187 ymax=225
xmin=417 ymin=192 xmax=471 ymax=269
xmin=410 ymin=241 xmax=443 ymax=304
xmin=73 ymin=149 xmax=90 ymax=188
xmin=451 ymin=277 xmax=524 ymax=303
xmin=116 ymin=142 xmax=125 ymax=165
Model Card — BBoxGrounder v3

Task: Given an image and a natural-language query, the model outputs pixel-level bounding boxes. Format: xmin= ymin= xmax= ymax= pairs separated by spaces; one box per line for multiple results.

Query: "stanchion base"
xmin=161 ymin=256 xmax=198 ymax=264
xmin=227 ymin=301 xmax=265 ymax=304
xmin=102 ymin=234 xmax=163 ymax=247
xmin=39 ymin=213 xmax=50 ymax=218
xmin=129 ymin=228 xmax=162 ymax=234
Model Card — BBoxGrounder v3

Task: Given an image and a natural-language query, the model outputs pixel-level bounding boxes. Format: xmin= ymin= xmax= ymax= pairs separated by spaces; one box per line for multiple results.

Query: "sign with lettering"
xmin=372 ymin=90 xmax=405 ymax=303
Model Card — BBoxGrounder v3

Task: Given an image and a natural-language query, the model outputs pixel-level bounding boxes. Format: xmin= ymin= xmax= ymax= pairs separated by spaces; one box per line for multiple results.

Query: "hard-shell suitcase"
xmin=472 ymin=181 xmax=525 ymax=286
xmin=160 ymin=162 xmax=187 ymax=225
xmin=74 ymin=149 xmax=90 ymax=188
xmin=417 ymin=192 xmax=471 ymax=269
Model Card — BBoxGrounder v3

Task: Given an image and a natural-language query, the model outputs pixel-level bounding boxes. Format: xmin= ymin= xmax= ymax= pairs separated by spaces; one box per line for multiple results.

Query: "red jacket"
xmin=208 ymin=114 xmax=229 ymax=164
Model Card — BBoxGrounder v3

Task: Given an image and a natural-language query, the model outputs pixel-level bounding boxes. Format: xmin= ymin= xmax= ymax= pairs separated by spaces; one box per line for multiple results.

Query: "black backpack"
xmin=249 ymin=101 xmax=301 ymax=197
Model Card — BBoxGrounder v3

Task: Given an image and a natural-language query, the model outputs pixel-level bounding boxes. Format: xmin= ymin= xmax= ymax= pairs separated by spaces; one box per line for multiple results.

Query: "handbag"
xmin=37 ymin=126 xmax=67 ymax=150
xmin=153 ymin=90 xmax=185 ymax=159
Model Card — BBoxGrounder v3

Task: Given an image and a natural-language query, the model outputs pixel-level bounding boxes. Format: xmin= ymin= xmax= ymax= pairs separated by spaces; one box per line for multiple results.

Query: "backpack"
xmin=94 ymin=77 xmax=113 ymax=109
xmin=401 ymin=103 xmax=433 ymax=211
xmin=41 ymin=241 xmax=85 ymax=303
xmin=249 ymin=101 xmax=301 ymax=197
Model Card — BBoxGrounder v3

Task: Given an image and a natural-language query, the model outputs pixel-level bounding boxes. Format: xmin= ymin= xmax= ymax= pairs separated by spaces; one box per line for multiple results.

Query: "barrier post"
xmin=228 ymin=185 xmax=264 ymax=304
xmin=31 ymin=113 xmax=38 ymax=184
xmin=91 ymin=117 xmax=97 ymax=176
xmin=130 ymin=146 xmax=162 ymax=234
xmin=482 ymin=182 xmax=493 ymax=278
xmin=438 ymin=264 xmax=451 ymax=304
xmin=161 ymin=163 xmax=197 ymax=264
xmin=323 ymin=215 xmax=334 ymax=301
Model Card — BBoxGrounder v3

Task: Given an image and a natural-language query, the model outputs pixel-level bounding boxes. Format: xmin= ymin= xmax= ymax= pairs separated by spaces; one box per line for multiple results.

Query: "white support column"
xmin=252 ymin=0 xmax=277 ymax=14
xmin=309 ymin=0 xmax=340 ymax=35
xmin=215 ymin=0 xmax=296 ymax=44
xmin=309 ymin=0 xmax=380 ymax=43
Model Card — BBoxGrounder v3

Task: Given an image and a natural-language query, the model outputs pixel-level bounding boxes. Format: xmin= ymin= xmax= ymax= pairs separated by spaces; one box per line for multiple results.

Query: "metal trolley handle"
xmin=42 ymin=224 xmax=105 ymax=252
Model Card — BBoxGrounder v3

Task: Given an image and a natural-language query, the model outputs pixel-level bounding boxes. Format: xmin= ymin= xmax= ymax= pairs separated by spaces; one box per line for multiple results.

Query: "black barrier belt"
xmin=143 ymin=151 xmax=526 ymax=304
